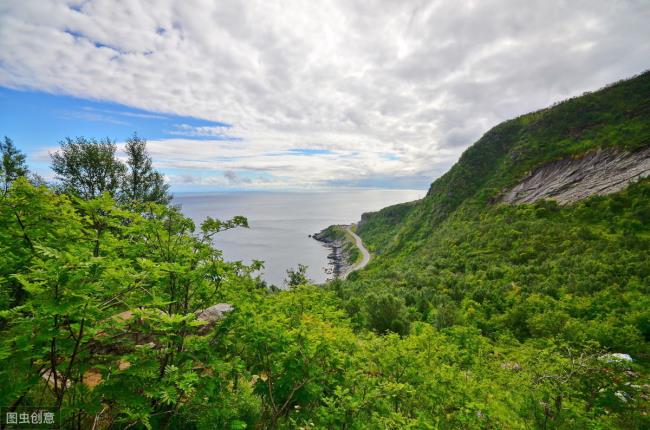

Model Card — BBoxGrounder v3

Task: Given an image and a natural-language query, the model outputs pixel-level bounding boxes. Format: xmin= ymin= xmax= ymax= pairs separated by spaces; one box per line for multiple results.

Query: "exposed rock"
xmin=96 ymin=308 xmax=161 ymax=348
xmin=500 ymin=361 xmax=522 ymax=371
xmin=195 ymin=303 xmax=234 ymax=333
xmin=41 ymin=369 xmax=70 ymax=388
xmin=501 ymin=147 xmax=650 ymax=205
xmin=93 ymin=304 xmax=233 ymax=352
xmin=110 ymin=310 xmax=134 ymax=322
xmin=600 ymin=352 xmax=634 ymax=363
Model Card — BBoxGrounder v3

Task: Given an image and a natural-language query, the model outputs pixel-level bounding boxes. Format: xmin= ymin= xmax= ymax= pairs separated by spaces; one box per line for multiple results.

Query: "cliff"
xmin=502 ymin=146 xmax=650 ymax=204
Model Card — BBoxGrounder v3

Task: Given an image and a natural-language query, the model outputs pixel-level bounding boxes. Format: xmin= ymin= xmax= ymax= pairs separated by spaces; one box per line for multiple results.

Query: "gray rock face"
xmin=196 ymin=303 xmax=234 ymax=333
xmin=501 ymin=147 xmax=650 ymax=205
xmin=197 ymin=303 xmax=234 ymax=322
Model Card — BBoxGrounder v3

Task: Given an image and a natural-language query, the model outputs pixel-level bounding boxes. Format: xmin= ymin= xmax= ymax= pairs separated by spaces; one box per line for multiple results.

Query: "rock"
xmin=500 ymin=361 xmax=522 ymax=371
xmin=600 ymin=352 xmax=634 ymax=363
xmin=615 ymin=390 xmax=629 ymax=403
xmin=501 ymin=147 xmax=650 ymax=205
xmin=111 ymin=310 xmax=134 ymax=322
xmin=41 ymin=369 xmax=70 ymax=388
xmin=195 ymin=303 xmax=234 ymax=333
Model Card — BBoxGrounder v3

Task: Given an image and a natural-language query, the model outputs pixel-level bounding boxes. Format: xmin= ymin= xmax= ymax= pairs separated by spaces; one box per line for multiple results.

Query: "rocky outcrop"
xmin=501 ymin=147 xmax=650 ymax=205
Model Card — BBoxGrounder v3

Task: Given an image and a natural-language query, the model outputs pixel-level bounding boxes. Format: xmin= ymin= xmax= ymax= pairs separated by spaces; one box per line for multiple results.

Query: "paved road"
xmin=343 ymin=225 xmax=370 ymax=278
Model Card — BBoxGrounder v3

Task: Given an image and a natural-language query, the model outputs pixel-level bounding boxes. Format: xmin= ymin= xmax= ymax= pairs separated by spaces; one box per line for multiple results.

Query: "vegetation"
xmin=0 ymin=71 xmax=649 ymax=429
xmin=121 ymin=134 xmax=171 ymax=206
xmin=51 ymin=136 xmax=127 ymax=199
xmin=1 ymin=136 xmax=29 ymax=192
xmin=51 ymin=134 xmax=171 ymax=204
xmin=0 ymin=178 xmax=258 ymax=428
xmin=284 ymin=263 xmax=311 ymax=288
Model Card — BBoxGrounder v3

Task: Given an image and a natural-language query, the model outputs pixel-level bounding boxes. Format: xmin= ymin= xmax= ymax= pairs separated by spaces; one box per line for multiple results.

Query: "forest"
xmin=1 ymin=72 xmax=649 ymax=429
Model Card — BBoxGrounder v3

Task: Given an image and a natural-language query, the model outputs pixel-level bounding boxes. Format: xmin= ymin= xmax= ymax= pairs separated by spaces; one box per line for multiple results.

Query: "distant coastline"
xmin=312 ymin=224 xmax=369 ymax=280
xmin=312 ymin=226 xmax=351 ymax=279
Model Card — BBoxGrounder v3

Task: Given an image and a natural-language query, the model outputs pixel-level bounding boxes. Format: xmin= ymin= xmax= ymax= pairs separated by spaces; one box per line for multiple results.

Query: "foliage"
xmin=1 ymin=136 xmax=29 ymax=192
xmin=121 ymin=134 xmax=171 ymax=205
xmin=284 ymin=264 xmax=311 ymax=288
xmin=365 ymin=293 xmax=410 ymax=335
xmin=50 ymin=135 xmax=170 ymax=204
xmin=349 ymin=180 xmax=650 ymax=352
xmin=50 ymin=137 xmax=127 ymax=199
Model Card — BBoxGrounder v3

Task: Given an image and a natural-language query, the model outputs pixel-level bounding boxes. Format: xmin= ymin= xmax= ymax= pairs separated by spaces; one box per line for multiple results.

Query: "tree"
xmin=284 ymin=264 xmax=311 ymax=288
xmin=0 ymin=136 xmax=28 ymax=192
xmin=122 ymin=134 xmax=171 ymax=205
xmin=50 ymin=137 xmax=126 ymax=199
xmin=365 ymin=293 xmax=410 ymax=335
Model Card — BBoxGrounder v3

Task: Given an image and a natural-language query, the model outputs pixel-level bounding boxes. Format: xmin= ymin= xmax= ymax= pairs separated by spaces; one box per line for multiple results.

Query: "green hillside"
xmin=358 ymin=70 xmax=650 ymax=254
xmin=346 ymin=71 xmax=650 ymax=344
xmin=327 ymin=71 xmax=650 ymax=427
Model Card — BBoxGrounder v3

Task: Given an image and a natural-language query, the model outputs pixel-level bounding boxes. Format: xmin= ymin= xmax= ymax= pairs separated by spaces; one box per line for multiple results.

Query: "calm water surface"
xmin=174 ymin=189 xmax=424 ymax=286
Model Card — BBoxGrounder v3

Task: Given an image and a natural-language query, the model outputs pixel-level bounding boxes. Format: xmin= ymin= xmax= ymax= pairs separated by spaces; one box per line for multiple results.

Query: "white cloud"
xmin=144 ymin=137 xmax=447 ymax=189
xmin=1 ymin=0 xmax=649 ymax=189
xmin=167 ymin=124 xmax=239 ymax=139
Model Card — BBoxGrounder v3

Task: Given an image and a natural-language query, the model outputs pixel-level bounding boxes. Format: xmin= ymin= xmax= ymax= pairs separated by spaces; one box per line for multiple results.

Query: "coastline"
xmin=312 ymin=225 xmax=352 ymax=279
xmin=312 ymin=224 xmax=369 ymax=280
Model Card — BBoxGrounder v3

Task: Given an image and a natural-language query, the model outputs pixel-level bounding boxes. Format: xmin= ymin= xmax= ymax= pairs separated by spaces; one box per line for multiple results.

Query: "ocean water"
xmin=173 ymin=189 xmax=424 ymax=287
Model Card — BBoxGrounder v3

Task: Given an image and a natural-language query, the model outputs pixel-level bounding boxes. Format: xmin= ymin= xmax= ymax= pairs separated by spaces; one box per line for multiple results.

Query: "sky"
xmin=1 ymin=0 xmax=649 ymax=192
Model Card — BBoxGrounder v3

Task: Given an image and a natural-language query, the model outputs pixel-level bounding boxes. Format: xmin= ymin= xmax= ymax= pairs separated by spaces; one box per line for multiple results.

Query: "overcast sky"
xmin=1 ymin=0 xmax=649 ymax=190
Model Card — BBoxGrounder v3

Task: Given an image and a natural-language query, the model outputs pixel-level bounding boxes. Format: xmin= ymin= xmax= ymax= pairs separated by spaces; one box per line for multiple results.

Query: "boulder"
xmin=195 ymin=303 xmax=234 ymax=333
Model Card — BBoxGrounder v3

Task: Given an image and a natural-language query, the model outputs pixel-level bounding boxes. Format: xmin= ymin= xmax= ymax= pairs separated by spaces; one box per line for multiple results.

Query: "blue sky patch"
xmin=0 ymin=87 xmax=235 ymax=152
xmin=286 ymin=148 xmax=334 ymax=156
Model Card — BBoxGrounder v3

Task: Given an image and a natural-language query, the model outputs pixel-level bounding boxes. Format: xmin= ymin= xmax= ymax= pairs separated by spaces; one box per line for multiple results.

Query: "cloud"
xmin=223 ymin=170 xmax=252 ymax=184
xmin=223 ymin=170 xmax=238 ymax=182
xmin=1 ymin=0 xmax=649 ymax=189
xmin=168 ymin=123 xmax=241 ymax=140
xmin=141 ymin=136 xmax=457 ymax=189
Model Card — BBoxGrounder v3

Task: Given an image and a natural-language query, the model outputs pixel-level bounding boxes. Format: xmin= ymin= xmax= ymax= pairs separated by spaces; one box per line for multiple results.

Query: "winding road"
xmin=343 ymin=225 xmax=371 ymax=278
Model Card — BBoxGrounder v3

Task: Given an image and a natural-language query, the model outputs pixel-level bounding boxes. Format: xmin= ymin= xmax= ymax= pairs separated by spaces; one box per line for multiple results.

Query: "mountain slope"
xmin=357 ymin=70 xmax=650 ymax=254
xmin=335 ymin=70 xmax=650 ymax=359
xmin=320 ymin=72 xmax=650 ymax=426
xmin=319 ymin=72 xmax=650 ymax=427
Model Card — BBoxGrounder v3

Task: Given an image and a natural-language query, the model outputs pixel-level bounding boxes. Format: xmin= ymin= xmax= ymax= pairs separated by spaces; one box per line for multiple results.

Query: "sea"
xmin=173 ymin=189 xmax=424 ymax=287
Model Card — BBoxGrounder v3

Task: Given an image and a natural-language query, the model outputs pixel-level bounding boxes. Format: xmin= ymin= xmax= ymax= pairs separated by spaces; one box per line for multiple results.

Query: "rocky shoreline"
xmin=311 ymin=225 xmax=352 ymax=280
